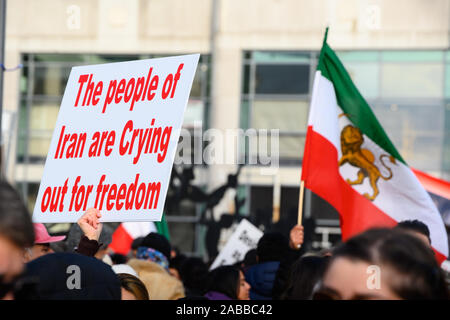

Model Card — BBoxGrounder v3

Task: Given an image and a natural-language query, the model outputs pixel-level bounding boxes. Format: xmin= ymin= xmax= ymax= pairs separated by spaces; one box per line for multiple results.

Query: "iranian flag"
xmin=302 ymin=30 xmax=449 ymax=263
xmin=109 ymin=216 xmax=171 ymax=255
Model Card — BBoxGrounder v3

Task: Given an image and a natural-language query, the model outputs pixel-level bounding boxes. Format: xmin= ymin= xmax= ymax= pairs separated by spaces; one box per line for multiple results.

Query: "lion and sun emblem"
xmin=338 ymin=120 xmax=397 ymax=201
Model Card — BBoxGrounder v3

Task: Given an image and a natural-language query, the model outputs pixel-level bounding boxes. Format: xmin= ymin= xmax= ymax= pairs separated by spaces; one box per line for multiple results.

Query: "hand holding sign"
xmin=78 ymin=208 xmax=102 ymax=241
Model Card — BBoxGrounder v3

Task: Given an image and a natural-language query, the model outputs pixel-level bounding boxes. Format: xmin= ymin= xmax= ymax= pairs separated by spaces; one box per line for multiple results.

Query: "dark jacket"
xmin=204 ymin=291 xmax=232 ymax=300
xmin=244 ymin=261 xmax=280 ymax=300
xmin=24 ymin=252 xmax=121 ymax=300
xmin=76 ymin=236 xmax=102 ymax=257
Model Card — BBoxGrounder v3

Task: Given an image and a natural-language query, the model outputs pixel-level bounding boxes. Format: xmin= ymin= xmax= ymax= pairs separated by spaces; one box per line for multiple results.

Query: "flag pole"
xmin=297 ymin=180 xmax=305 ymax=226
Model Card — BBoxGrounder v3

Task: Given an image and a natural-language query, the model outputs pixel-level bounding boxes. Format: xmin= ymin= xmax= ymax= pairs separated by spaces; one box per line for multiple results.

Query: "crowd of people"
xmin=1 ymin=179 xmax=449 ymax=300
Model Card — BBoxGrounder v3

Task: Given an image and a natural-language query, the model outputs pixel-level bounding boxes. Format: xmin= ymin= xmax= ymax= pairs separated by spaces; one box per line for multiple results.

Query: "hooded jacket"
xmin=24 ymin=252 xmax=121 ymax=300
xmin=128 ymin=258 xmax=185 ymax=300
xmin=244 ymin=261 xmax=280 ymax=300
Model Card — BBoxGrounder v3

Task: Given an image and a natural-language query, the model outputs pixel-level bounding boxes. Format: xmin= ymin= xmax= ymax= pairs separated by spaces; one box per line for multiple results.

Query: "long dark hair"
xmin=280 ymin=255 xmax=329 ymax=300
xmin=206 ymin=266 xmax=240 ymax=299
xmin=328 ymin=228 xmax=449 ymax=300
xmin=179 ymin=257 xmax=209 ymax=295
xmin=117 ymin=273 xmax=149 ymax=300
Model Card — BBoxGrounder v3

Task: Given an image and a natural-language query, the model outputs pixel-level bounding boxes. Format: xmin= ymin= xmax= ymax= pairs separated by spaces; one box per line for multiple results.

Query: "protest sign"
xmin=33 ymin=54 xmax=199 ymax=223
xmin=210 ymin=219 xmax=263 ymax=270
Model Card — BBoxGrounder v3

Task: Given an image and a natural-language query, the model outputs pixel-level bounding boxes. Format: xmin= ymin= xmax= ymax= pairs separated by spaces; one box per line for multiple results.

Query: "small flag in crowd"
xmin=301 ymin=28 xmax=449 ymax=263
xmin=109 ymin=215 xmax=171 ymax=255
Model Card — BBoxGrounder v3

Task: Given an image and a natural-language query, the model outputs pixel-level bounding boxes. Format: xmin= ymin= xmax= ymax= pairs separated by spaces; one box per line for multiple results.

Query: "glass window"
xmin=242 ymin=64 xmax=250 ymax=94
xmin=240 ymin=99 xmax=250 ymax=130
xmin=34 ymin=54 xmax=88 ymax=63
xmin=29 ymin=101 xmax=60 ymax=131
xmin=183 ymin=100 xmax=204 ymax=128
xmin=252 ymin=52 xmax=310 ymax=63
xmin=28 ymin=135 xmax=53 ymax=159
xmin=445 ymin=64 xmax=450 ymax=98
xmin=167 ymin=222 xmax=196 ymax=254
xmin=252 ymin=100 xmax=309 ymax=131
xmin=88 ymin=54 xmax=138 ymax=64
xmin=443 ymin=103 xmax=450 ymax=174
xmin=279 ymin=136 xmax=305 ymax=160
xmin=190 ymin=67 xmax=204 ymax=98
xmin=33 ymin=65 xmax=72 ymax=96
xmin=338 ymin=51 xmax=379 ymax=62
xmin=20 ymin=66 xmax=28 ymax=94
xmin=372 ymin=103 xmax=445 ymax=171
xmin=381 ymin=51 xmax=443 ymax=63
xmin=381 ymin=63 xmax=443 ymax=98
xmin=255 ymin=64 xmax=309 ymax=95
xmin=241 ymin=51 xmax=312 ymax=165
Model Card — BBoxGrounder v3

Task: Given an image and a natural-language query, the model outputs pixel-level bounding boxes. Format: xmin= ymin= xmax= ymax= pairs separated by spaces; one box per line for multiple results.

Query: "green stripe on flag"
xmin=317 ymin=42 xmax=406 ymax=164
xmin=155 ymin=213 xmax=170 ymax=242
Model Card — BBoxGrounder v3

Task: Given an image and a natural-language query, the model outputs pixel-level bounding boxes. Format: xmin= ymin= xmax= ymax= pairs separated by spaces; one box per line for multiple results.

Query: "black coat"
xmin=23 ymin=252 xmax=121 ymax=300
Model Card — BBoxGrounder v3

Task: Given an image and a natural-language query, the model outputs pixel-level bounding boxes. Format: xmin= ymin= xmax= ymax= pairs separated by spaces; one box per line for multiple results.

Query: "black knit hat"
xmin=140 ymin=232 xmax=171 ymax=259
xmin=256 ymin=232 xmax=289 ymax=263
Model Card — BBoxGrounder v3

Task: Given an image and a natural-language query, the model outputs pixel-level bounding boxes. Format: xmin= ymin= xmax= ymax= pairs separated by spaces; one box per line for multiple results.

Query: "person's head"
xmin=169 ymin=253 xmax=187 ymax=280
xmin=25 ymin=244 xmax=52 ymax=262
xmin=24 ymin=223 xmax=66 ymax=262
xmin=242 ymin=249 xmax=258 ymax=270
xmin=0 ymin=181 xmax=34 ymax=300
xmin=131 ymin=237 xmax=144 ymax=258
xmin=281 ymin=255 xmax=329 ymax=300
xmin=25 ymin=252 xmax=121 ymax=300
xmin=256 ymin=232 xmax=290 ymax=263
xmin=206 ymin=266 xmax=251 ymax=300
xmin=179 ymin=257 xmax=208 ymax=295
xmin=117 ymin=273 xmax=149 ymax=300
xmin=170 ymin=246 xmax=180 ymax=259
xmin=140 ymin=232 xmax=171 ymax=260
xmin=395 ymin=220 xmax=431 ymax=247
xmin=314 ymin=228 xmax=448 ymax=300
xmin=137 ymin=233 xmax=171 ymax=271
xmin=110 ymin=253 xmax=128 ymax=265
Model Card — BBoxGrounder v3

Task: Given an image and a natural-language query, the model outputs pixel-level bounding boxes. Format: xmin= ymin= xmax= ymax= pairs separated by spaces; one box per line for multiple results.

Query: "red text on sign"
xmin=102 ymin=67 xmax=159 ymax=113
xmin=119 ymin=119 xmax=172 ymax=165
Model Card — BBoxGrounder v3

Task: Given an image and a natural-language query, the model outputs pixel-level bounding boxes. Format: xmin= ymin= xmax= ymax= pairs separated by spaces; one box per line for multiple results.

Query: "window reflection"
xmin=255 ymin=64 xmax=309 ymax=94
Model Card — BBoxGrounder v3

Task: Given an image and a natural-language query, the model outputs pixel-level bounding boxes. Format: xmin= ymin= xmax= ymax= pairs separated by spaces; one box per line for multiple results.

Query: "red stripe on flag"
xmin=302 ymin=126 xmax=446 ymax=264
xmin=109 ymin=224 xmax=134 ymax=255
xmin=434 ymin=248 xmax=447 ymax=265
xmin=412 ymin=168 xmax=450 ymax=200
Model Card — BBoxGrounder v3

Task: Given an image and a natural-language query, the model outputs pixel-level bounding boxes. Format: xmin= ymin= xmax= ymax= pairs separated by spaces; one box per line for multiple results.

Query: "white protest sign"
xmin=33 ymin=54 xmax=199 ymax=223
xmin=210 ymin=219 xmax=263 ymax=270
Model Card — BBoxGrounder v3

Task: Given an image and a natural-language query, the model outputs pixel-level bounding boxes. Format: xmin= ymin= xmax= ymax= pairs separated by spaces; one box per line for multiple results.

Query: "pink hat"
xmin=34 ymin=223 xmax=66 ymax=244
